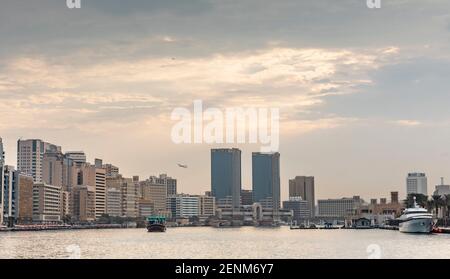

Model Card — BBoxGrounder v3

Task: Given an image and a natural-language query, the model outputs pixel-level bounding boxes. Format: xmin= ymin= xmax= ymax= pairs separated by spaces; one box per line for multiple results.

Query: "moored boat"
xmin=398 ymin=197 xmax=433 ymax=234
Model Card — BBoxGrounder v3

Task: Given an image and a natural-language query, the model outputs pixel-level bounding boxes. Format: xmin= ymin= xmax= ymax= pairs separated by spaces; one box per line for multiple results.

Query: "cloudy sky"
xmin=1 ymin=0 xmax=450 ymax=201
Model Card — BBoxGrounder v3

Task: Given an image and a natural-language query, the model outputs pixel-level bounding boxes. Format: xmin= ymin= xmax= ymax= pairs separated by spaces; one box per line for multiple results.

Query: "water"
xmin=0 ymin=227 xmax=449 ymax=259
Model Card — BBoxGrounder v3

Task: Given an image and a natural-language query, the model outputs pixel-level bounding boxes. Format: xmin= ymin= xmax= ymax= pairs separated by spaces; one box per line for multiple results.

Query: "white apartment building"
xmin=17 ymin=139 xmax=61 ymax=183
xmin=406 ymin=172 xmax=428 ymax=196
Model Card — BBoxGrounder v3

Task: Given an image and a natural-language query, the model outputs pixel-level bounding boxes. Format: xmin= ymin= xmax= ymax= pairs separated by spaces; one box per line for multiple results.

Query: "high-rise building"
xmin=241 ymin=189 xmax=253 ymax=206
xmin=211 ymin=148 xmax=241 ymax=210
xmin=149 ymin=174 xmax=177 ymax=196
xmin=71 ymin=185 xmax=95 ymax=222
xmin=252 ymin=152 xmax=280 ymax=210
xmin=65 ymin=151 xmax=86 ymax=166
xmin=141 ymin=178 xmax=167 ymax=214
xmin=106 ymin=187 xmax=122 ymax=217
xmin=106 ymin=175 xmax=138 ymax=218
xmin=43 ymin=152 xmax=78 ymax=192
xmin=17 ymin=139 xmax=61 ymax=183
xmin=167 ymin=194 xmax=200 ymax=219
xmin=406 ymin=172 xmax=428 ymax=196
xmin=16 ymin=173 xmax=34 ymax=224
xmin=282 ymin=197 xmax=310 ymax=221
xmin=103 ymin=164 xmax=119 ymax=178
xmin=73 ymin=162 xmax=106 ymax=219
xmin=289 ymin=176 xmax=315 ymax=218
xmin=2 ymin=165 xmax=16 ymax=226
xmin=32 ymin=183 xmax=62 ymax=223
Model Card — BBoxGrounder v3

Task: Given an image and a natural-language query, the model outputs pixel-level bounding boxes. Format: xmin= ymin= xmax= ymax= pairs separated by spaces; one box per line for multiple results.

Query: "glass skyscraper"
xmin=211 ymin=148 xmax=241 ymax=210
xmin=252 ymin=152 xmax=280 ymax=211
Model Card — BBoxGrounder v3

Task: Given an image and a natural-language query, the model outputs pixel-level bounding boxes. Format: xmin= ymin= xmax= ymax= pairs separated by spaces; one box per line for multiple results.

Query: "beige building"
xmin=17 ymin=139 xmax=61 ymax=183
xmin=138 ymin=199 xmax=154 ymax=217
xmin=289 ymin=176 xmax=315 ymax=218
xmin=74 ymin=162 xmax=106 ymax=219
xmin=16 ymin=174 xmax=34 ymax=223
xmin=72 ymin=185 xmax=96 ymax=222
xmin=106 ymin=175 xmax=138 ymax=218
xmin=200 ymin=195 xmax=216 ymax=217
xmin=106 ymin=187 xmax=122 ymax=217
xmin=32 ymin=183 xmax=62 ymax=223
xmin=141 ymin=179 xmax=167 ymax=214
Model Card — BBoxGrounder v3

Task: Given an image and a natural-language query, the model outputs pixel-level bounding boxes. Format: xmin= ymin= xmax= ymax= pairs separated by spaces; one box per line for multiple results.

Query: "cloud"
xmin=391 ymin=120 xmax=422 ymax=127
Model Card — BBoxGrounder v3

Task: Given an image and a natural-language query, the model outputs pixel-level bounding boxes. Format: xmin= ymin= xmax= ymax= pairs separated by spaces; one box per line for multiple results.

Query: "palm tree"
xmin=405 ymin=194 xmax=428 ymax=208
xmin=431 ymin=195 xmax=442 ymax=217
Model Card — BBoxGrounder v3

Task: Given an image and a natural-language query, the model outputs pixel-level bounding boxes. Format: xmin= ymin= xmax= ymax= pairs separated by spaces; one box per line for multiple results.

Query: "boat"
xmin=398 ymin=197 xmax=433 ymax=234
xmin=146 ymin=216 xmax=167 ymax=232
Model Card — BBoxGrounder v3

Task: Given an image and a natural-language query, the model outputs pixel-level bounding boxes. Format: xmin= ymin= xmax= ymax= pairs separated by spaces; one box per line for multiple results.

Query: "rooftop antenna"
xmin=441 ymin=177 xmax=444 ymax=185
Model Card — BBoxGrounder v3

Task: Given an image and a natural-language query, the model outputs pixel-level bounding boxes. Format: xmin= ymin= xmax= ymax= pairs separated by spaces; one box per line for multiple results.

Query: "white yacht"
xmin=398 ymin=197 xmax=433 ymax=233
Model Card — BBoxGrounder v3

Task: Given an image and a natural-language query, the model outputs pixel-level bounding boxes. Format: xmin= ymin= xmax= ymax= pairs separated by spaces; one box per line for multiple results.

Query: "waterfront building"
xmin=138 ymin=199 xmax=154 ymax=218
xmin=65 ymin=151 xmax=87 ymax=166
xmin=106 ymin=187 xmax=122 ymax=217
xmin=289 ymin=176 xmax=315 ymax=218
xmin=433 ymin=177 xmax=450 ymax=196
xmin=240 ymin=189 xmax=253 ymax=206
xmin=140 ymin=178 xmax=167 ymax=214
xmin=16 ymin=173 xmax=34 ymax=224
xmin=74 ymin=162 xmax=107 ymax=219
xmin=211 ymin=148 xmax=242 ymax=211
xmin=200 ymin=194 xmax=216 ymax=218
xmin=352 ymin=192 xmax=403 ymax=225
xmin=2 ymin=165 xmax=16 ymax=226
xmin=317 ymin=197 xmax=359 ymax=218
xmin=32 ymin=183 xmax=62 ymax=223
xmin=167 ymin=194 xmax=200 ymax=219
xmin=107 ymin=175 xmax=138 ymax=218
xmin=282 ymin=197 xmax=310 ymax=221
xmin=71 ymin=185 xmax=95 ymax=222
xmin=406 ymin=172 xmax=427 ymax=196
xmin=17 ymin=139 xmax=61 ymax=183
xmin=252 ymin=152 xmax=280 ymax=211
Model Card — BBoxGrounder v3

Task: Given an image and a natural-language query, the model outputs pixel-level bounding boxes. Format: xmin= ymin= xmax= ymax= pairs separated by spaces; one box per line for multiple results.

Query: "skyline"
xmin=0 ymin=135 xmax=442 ymax=202
xmin=1 ymin=1 xmax=450 ymax=201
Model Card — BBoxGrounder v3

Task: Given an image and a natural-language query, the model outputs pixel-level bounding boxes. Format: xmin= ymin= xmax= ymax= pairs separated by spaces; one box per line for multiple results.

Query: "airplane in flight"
xmin=177 ymin=163 xmax=188 ymax=169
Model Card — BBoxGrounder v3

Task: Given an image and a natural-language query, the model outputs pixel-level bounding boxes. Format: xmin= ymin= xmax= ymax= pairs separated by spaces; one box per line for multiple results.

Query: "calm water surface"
xmin=0 ymin=227 xmax=449 ymax=259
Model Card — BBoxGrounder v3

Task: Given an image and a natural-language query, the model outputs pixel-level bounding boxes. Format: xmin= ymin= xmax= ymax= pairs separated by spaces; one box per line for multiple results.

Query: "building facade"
xmin=317 ymin=197 xmax=358 ymax=218
xmin=141 ymin=179 xmax=167 ymax=215
xmin=32 ymin=183 xmax=62 ymax=222
xmin=406 ymin=172 xmax=428 ymax=196
xmin=106 ymin=187 xmax=122 ymax=217
xmin=252 ymin=152 xmax=280 ymax=211
xmin=211 ymin=148 xmax=241 ymax=210
xmin=17 ymin=139 xmax=61 ymax=183
xmin=289 ymin=176 xmax=315 ymax=218
xmin=282 ymin=197 xmax=310 ymax=221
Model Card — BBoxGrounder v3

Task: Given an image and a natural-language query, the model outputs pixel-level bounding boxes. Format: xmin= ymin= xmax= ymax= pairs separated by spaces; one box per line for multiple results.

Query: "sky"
xmin=1 ymin=0 xmax=450 ymax=202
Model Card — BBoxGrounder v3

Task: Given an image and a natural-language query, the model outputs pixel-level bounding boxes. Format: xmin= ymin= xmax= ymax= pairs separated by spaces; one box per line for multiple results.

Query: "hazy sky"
xmin=1 ymin=0 xmax=450 ymax=201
